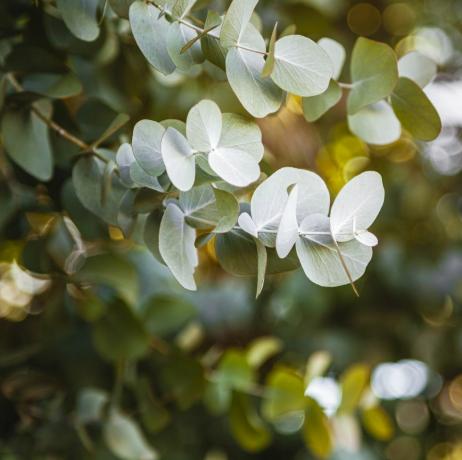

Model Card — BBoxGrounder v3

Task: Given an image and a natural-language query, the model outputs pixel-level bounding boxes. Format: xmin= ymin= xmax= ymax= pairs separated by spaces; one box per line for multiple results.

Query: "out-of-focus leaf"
xmin=214 ymin=349 xmax=255 ymax=392
xmin=255 ymin=238 xmax=267 ymax=298
xmin=22 ymin=73 xmax=82 ymax=98
xmin=391 ymin=77 xmax=441 ymax=141
xmin=338 ymin=364 xmax=370 ymax=414
xmin=2 ymin=107 xmax=53 ymax=181
xmin=361 ymin=405 xmax=394 ymax=441
xmin=92 ymin=300 xmax=149 ymax=361
xmin=348 ymin=38 xmax=398 ymax=114
xmin=76 ymin=388 xmax=108 ymax=424
xmin=398 ymin=51 xmax=437 ymax=88
xmin=348 ymin=101 xmax=401 ymax=145
xmin=75 ymin=253 xmax=138 ymax=306
xmin=56 ymin=0 xmax=100 ymax=41
xmin=303 ymin=80 xmax=342 ymax=122
xmin=305 ymin=351 xmax=332 ymax=386
xmin=140 ymin=294 xmax=196 ymax=337
xmin=262 ymin=366 xmax=306 ymax=422
xmin=303 ymin=397 xmax=333 ymax=459
xmin=229 ymin=393 xmax=271 ymax=453
xmin=109 ymin=0 xmax=135 ymax=18
xmin=246 ymin=336 xmax=282 ymax=368
xmin=104 ymin=411 xmax=157 ymax=460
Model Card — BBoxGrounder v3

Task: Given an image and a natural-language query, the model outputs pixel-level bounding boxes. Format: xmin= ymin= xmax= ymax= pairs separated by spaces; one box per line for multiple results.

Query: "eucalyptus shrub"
xmin=0 ymin=0 xmax=447 ymax=458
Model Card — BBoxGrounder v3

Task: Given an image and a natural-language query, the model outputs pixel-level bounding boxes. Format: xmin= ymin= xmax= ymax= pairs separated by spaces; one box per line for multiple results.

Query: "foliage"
xmin=0 ymin=0 xmax=461 ymax=459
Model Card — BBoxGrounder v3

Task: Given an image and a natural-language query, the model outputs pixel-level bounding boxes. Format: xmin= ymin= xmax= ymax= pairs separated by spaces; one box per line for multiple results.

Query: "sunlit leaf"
xmin=338 ymin=364 xmax=370 ymax=414
xmin=246 ymin=336 xmax=283 ymax=368
xmin=398 ymin=51 xmax=437 ymax=88
xmin=318 ymin=37 xmax=346 ymax=80
xmin=261 ymin=22 xmax=277 ymax=78
xmin=220 ymin=0 xmax=258 ymax=48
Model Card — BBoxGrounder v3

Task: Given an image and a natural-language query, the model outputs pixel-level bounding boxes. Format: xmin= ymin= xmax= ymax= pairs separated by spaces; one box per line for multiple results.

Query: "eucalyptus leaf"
xmin=132 ymin=120 xmax=166 ymax=177
xmin=2 ymin=107 xmax=53 ymax=181
xmin=161 ymin=127 xmax=196 ymax=191
xmin=255 ymin=238 xmax=267 ymax=297
xmin=129 ymin=1 xmax=176 ymax=75
xmin=348 ymin=37 xmax=398 ymax=114
xmin=318 ymin=37 xmax=346 ymax=81
xmin=56 ymin=0 xmax=100 ymax=42
xmin=226 ymin=25 xmax=283 ymax=118
xmin=348 ymin=101 xmax=401 ymax=146
xmin=276 ymin=185 xmax=299 ymax=258
xmin=330 ymin=171 xmax=384 ymax=244
xmin=186 ymin=99 xmax=222 ymax=152
xmin=22 ymin=73 xmax=82 ymax=98
xmin=302 ymin=80 xmax=342 ymax=122
xmin=220 ymin=0 xmax=258 ymax=48
xmin=172 ymin=0 xmax=196 ymax=19
xmin=214 ymin=188 xmax=239 ymax=233
xmin=271 ymin=35 xmax=333 ymax=97
xmin=167 ymin=23 xmax=203 ymax=71
xmin=159 ymin=203 xmax=197 ymax=290
xmin=390 ymin=77 xmax=441 ymax=141
xmin=398 ymin=51 xmax=437 ymax=88
xmin=296 ymin=233 xmax=373 ymax=288
xmin=104 ymin=411 xmax=157 ymax=460
xmin=261 ymin=22 xmax=277 ymax=78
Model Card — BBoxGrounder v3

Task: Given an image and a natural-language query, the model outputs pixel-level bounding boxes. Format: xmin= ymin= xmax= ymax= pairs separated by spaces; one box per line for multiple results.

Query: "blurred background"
xmin=0 ymin=0 xmax=462 ymax=459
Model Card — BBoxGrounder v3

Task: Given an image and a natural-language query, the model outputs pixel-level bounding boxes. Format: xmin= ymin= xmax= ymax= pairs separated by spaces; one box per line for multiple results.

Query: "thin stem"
xmin=6 ymin=74 xmax=90 ymax=151
xmin=338 ymin=82 xmax=353 ymax=90
xmin=331 ymin=234 xmax=360 ymax=297
xmin=145 ymin=0 xmax=267 ymax=56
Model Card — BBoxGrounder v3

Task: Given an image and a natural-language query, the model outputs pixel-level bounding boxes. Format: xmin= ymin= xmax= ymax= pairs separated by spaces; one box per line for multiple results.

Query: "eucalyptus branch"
xmin=145 ymin=0 xmax=267 ymax=56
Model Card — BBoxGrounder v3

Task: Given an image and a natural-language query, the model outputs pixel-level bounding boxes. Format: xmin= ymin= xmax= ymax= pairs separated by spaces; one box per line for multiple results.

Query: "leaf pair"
xmin=162 ymin=100 xmax=264 ymax=191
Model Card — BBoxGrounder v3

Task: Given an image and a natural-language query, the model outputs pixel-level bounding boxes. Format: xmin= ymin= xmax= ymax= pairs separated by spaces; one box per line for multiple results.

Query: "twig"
xmin=6 ymin=74 xmax=90 ymax=151
xmin=145 ymin=0 xmax=267 ymax=56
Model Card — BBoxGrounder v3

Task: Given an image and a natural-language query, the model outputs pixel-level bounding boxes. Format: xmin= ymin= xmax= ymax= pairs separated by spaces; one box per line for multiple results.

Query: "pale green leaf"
xmin=226 ymin=25 xmax=283 ymax=118
xmin=255 ymin=238 xmax=267 ymax=298
xmin=348 ymin=101 xmax=401 ymax=145
xmin=271 ymin=35 xmax=333 ymax=97
xmin=161 ymin=127 xmax=196 ymax=191
xmin=398 ymin=51 xmax=437 ymax=88
xmin=186 ymin=99 xmax=222 ymax=152
xmin=159 ymin=203 xmax=197 ymax=290
xmin=219 ymin=113 xmax=264 ymax=160
xmin=348 ymin=37 xmax=398 ymax=114
xmin=390 ymin=77 xmax=442 ymax=141
xmin=167 ymin=23 xmax=203 ymax=71
xmin=220 ymin=0 xmax=258 ymax=48
xmin=172 ymin=0 xmax=196 ymax=19
xmin=213 ymin=188 xmax=239 ymax=233
xmin=302 ymin=79 xmax=342 ymax=122
xmin=261 ymin=22 xmax=277 ymax=78
xmin=318 ymin=37 xmax=346 ymax=80
xmin=129 ymin=1 xmax=176 ymax=75
xmin=246 ymin=336 xmax=283 ymax=368
xmin=275 ymin=185 xmax=299 ymax=259
xmin=296 ymin=222 xmax=373 ymax=288
xmin=330 ymin=171 xmax=384 ymax=243
xmin=132 ymin=120 xmax=166 ymax=176
xmin=56 ymin=0 xmax=100 ymax=42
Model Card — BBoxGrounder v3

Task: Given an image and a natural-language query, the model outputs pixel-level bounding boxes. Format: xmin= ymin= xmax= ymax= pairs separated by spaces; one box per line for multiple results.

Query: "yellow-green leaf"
xmin=303 ymin=397 xmax=333 ymax=459
xmin=361 ymin=405 xmax=394 ymax=441
xmin=338 ymin=363 xmax=370 ymax=414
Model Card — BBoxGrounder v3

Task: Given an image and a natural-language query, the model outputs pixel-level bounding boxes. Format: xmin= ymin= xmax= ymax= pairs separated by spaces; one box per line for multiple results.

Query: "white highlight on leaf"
xmin=318 ymin=37 xmax=346 ymax=81
xmin=398 ymin=51 xmax=437 ymax=88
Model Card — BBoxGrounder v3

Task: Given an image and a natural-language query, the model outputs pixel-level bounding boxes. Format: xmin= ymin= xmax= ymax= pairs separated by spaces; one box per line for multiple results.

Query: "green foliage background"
xmin=0 ymin=0 xmax=462 ymax=459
